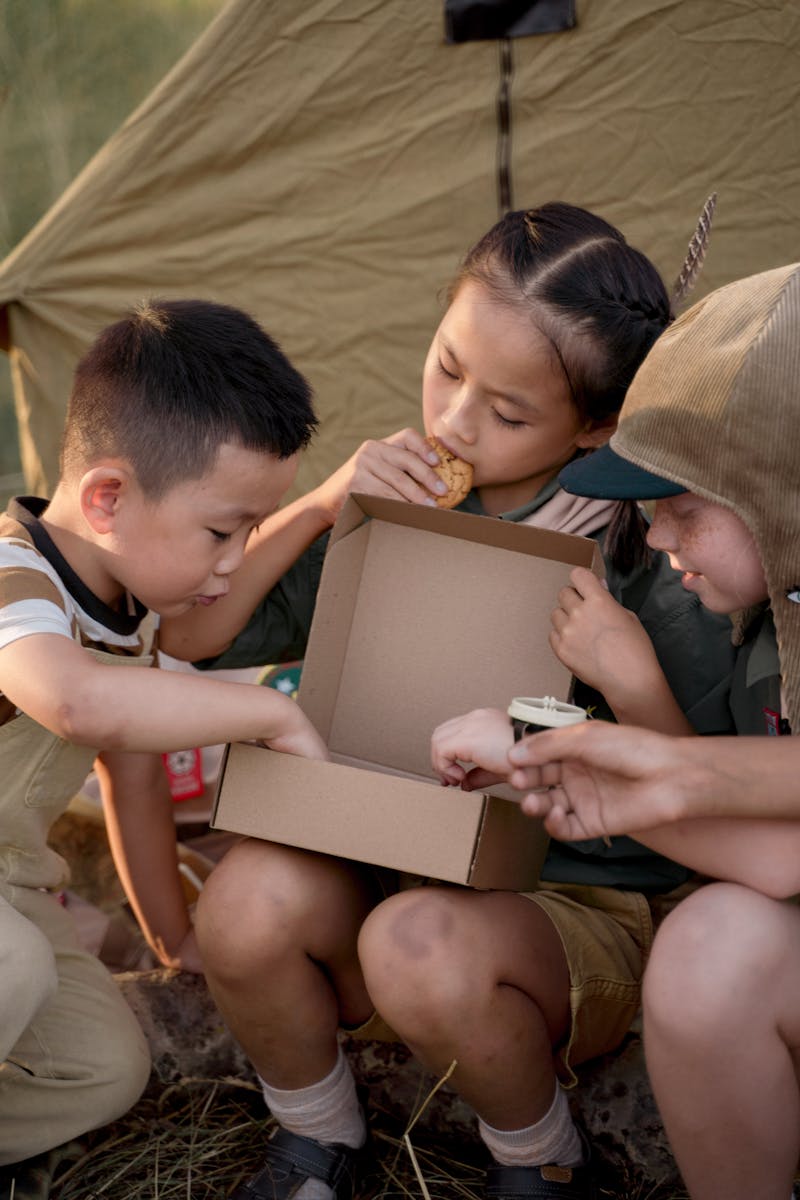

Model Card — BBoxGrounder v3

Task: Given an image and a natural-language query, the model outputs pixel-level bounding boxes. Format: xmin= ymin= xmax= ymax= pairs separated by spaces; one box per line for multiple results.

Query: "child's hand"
xmin=260 ymin=706 xmax=330 ymax=762
xmin=549 ymin=567 xmax=662 ymax=709
xmin=158 ymin=926 xmax=205 ymax=974
xmin=311 ymin=428 xmax=450 ymax=524
xmin=507 ymin=722 xmax=689 ymax=839
xmin=431 ymin=707 xmax=514 ymax=790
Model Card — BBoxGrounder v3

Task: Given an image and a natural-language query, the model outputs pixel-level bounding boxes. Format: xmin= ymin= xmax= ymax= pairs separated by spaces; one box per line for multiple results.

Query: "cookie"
xmin=425 ymin=436 xmax=473 ymax=509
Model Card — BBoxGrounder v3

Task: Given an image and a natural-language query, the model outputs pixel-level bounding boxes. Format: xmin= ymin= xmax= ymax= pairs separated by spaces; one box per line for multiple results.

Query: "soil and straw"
xmin=42 ymin=1070 xmax=689 ymax=1200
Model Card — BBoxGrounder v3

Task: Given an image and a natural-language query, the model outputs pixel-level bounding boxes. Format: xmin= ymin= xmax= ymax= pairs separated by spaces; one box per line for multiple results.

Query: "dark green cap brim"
xmin=559 ymin=444 xmax=686 ymax=500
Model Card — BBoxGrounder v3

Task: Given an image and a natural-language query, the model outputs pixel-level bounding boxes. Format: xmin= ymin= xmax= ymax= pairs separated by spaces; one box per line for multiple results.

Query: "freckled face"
xmin=421 ymin=280 xmax=600 ymax=516
xmin=647 ymin=493 xmax=768 ymax=613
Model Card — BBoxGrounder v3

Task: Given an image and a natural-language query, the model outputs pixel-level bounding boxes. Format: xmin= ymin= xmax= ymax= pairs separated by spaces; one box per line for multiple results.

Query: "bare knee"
xmin=644 ymin=882 xmax=787 ymax=1040
xmin=359 ymin=889 xmax=475 ymax=1035
xmin=196 ymin=840 xmax=368 ymax=984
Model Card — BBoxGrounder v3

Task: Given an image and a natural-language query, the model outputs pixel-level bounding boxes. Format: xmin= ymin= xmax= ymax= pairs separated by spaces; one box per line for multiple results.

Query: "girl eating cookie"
xmin=166 ymin=203 xmax=735 ymax=1200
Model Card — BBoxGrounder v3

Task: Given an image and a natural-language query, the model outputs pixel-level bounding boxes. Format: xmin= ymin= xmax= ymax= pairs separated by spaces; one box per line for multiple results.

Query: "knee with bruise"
xmin=360 ymin=891 xmax=465 ymax=1028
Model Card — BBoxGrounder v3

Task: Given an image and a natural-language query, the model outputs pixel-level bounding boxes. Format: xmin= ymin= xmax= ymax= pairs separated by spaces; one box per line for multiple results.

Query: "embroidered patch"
xmin=764 ymin=707 xmax=783 ymax=736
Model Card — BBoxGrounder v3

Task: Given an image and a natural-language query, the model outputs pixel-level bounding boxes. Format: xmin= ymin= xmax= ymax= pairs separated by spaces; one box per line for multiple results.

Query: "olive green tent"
xmin=1 ymin=0 xmax=798 ymax=499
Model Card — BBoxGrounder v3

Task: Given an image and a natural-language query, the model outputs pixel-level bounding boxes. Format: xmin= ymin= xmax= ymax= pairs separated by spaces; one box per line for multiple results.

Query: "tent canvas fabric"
xmin=1 ymin=0 xmax=799 ymax=500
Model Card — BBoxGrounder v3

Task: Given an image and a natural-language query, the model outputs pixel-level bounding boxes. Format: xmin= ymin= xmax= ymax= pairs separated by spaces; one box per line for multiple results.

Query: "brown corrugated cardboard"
xmin=212 ymin=494 xmax=604 ymax=889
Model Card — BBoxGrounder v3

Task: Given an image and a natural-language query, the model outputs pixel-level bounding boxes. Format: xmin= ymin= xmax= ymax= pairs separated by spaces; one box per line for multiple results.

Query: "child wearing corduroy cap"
xmin=504 ymin=262 xmax=800 ymax=1200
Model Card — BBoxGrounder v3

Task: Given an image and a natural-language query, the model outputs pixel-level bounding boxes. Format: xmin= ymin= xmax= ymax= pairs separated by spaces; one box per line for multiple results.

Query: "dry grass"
xmin=45 ymin=1076 xmax=690 ymax=1200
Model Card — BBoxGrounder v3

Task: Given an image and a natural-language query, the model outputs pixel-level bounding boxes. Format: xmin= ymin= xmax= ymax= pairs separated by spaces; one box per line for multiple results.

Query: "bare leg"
xmin=643 ymin=882 xmax=800 ymax=1200
xmin=195 ymin=839 xmax=379 ymax=1087
xmin=358 ymin=887 xmax=570 ymax=1129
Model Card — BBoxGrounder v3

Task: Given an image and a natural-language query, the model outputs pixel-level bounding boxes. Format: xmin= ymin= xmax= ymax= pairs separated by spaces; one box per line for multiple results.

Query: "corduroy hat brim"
xmin=558 ymin=445 xmax=686 ymax=500
xmin=578 ymin=261 xmax=800 ymax=734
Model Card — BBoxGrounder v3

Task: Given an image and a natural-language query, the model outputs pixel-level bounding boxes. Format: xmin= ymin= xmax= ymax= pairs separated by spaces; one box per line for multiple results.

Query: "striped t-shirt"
xmin=0 ymin=497 xmax=157 ymax=723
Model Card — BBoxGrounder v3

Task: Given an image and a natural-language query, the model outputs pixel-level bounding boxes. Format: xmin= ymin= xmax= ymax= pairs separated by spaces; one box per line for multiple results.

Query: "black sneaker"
xmin=485 ymin=1159 xmax=596 ymax=1199
xmin=231 ymin=1125 xmax=372 ymax=1200
xmin=485 ymin=1127 xmax=597 ymax=1200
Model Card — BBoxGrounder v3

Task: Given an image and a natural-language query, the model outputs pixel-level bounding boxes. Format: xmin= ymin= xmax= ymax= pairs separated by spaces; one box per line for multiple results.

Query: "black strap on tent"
xmin=445 ymin=1 xmax=576 ymax=217
xmin=444 ymin=0 xmax=575 ymax=43
xmin=496 ymin=39 xmax=513 ymax=214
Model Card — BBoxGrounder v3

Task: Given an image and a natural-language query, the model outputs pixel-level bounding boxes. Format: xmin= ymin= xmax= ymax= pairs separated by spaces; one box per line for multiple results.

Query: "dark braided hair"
xmin=450 ymin=203 xmax=674 ymax=573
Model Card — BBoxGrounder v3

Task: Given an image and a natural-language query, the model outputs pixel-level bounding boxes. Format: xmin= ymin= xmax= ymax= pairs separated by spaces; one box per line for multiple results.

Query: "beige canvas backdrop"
xmin=0 ymin=0 xmax=798 ymax=499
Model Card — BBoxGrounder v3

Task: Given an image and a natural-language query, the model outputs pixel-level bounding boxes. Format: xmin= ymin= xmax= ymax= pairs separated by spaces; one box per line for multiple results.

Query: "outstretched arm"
xmin=508 ymin=723 xmax=800 ymax=897
xmin=96 ymin=750 xmax=203 ymax=973
xmin=550 ymin=567 xmax=694 ymax=735
xmin=159 ymin=428 xmax=447 ymax=662
xmin=0 ymin=633 xmax=330 ymax=757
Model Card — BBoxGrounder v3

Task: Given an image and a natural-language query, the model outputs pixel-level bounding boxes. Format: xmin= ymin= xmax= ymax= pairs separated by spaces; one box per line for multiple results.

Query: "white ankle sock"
xmin=258 ymin=1046 xmax=366 ymax=1200
xmin=478 ymin=1083 xmax=585 ymax=1168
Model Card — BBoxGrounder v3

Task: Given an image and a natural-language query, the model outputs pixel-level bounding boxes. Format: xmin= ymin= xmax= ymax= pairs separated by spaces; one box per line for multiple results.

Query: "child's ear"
xmin=79 ymin=463 xmax=132 ymax=535
xmin=576 ymin=415 xmax=618 ymax=450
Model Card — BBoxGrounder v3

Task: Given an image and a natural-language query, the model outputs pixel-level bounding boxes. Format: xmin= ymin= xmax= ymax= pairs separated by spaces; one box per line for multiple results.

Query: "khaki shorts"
xmin=524 ymin=881 xmax=653 ymax=1086
xmin=347 ymin=877 xmax=665 ymax=1085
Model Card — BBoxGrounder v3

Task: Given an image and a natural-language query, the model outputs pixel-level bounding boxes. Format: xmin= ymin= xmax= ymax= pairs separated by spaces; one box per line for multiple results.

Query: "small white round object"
xmin=507 ymin=696 xmax=588 ymax=739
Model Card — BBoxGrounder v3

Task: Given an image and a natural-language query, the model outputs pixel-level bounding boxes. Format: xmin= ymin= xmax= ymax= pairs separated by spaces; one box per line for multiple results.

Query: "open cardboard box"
xmin=212 ymin=495 xmax=603 ymax=890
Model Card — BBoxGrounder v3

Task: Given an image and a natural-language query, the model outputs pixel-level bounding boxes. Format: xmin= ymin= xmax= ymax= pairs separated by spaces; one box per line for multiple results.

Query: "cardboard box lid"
xmin=298 ymin=494 xmax=603 ymax=780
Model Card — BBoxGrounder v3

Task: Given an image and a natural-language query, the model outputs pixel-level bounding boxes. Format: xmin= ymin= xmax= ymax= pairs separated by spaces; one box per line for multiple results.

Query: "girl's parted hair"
xmin=453 ymin=203 xmax=674 ymax=571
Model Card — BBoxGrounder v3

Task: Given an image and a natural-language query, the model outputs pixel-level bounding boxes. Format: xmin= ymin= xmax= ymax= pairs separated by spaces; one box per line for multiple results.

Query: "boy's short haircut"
xmin=61 ymin=299 xmax=318 ymax=497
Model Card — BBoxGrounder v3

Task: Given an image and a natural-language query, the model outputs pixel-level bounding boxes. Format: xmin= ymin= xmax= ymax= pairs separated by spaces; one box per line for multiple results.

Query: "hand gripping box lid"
xmin=212 ymin=495 xmax=604 ymax=890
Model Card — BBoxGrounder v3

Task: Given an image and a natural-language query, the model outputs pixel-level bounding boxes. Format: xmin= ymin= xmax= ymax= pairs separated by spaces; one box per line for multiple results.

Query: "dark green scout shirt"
xmin=728 ymin=607 xmax=785 ymax=737
xmin=198 ymin=480 xmax=738 ymax=894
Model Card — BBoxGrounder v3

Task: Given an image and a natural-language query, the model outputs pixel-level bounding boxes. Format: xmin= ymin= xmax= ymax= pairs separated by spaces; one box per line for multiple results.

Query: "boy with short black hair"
xmin=0 ymin=298 xmax=327 ymax=1184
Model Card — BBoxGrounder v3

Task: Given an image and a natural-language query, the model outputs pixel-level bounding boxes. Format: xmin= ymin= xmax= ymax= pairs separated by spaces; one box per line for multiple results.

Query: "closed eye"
xmin=436 ymin=357 xmax=458 ymax=381
xmin=491 ymin=407 xmax=526 ymax=429
xmin=209 ymin=529 xmax=232 ymax=542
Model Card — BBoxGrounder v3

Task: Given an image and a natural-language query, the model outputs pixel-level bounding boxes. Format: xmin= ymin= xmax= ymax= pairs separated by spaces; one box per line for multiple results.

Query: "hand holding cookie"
xmin=309 ymin=428 xmax=452 ymax=522
xmin=425 ymin=436 xmax=473 ymax=509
